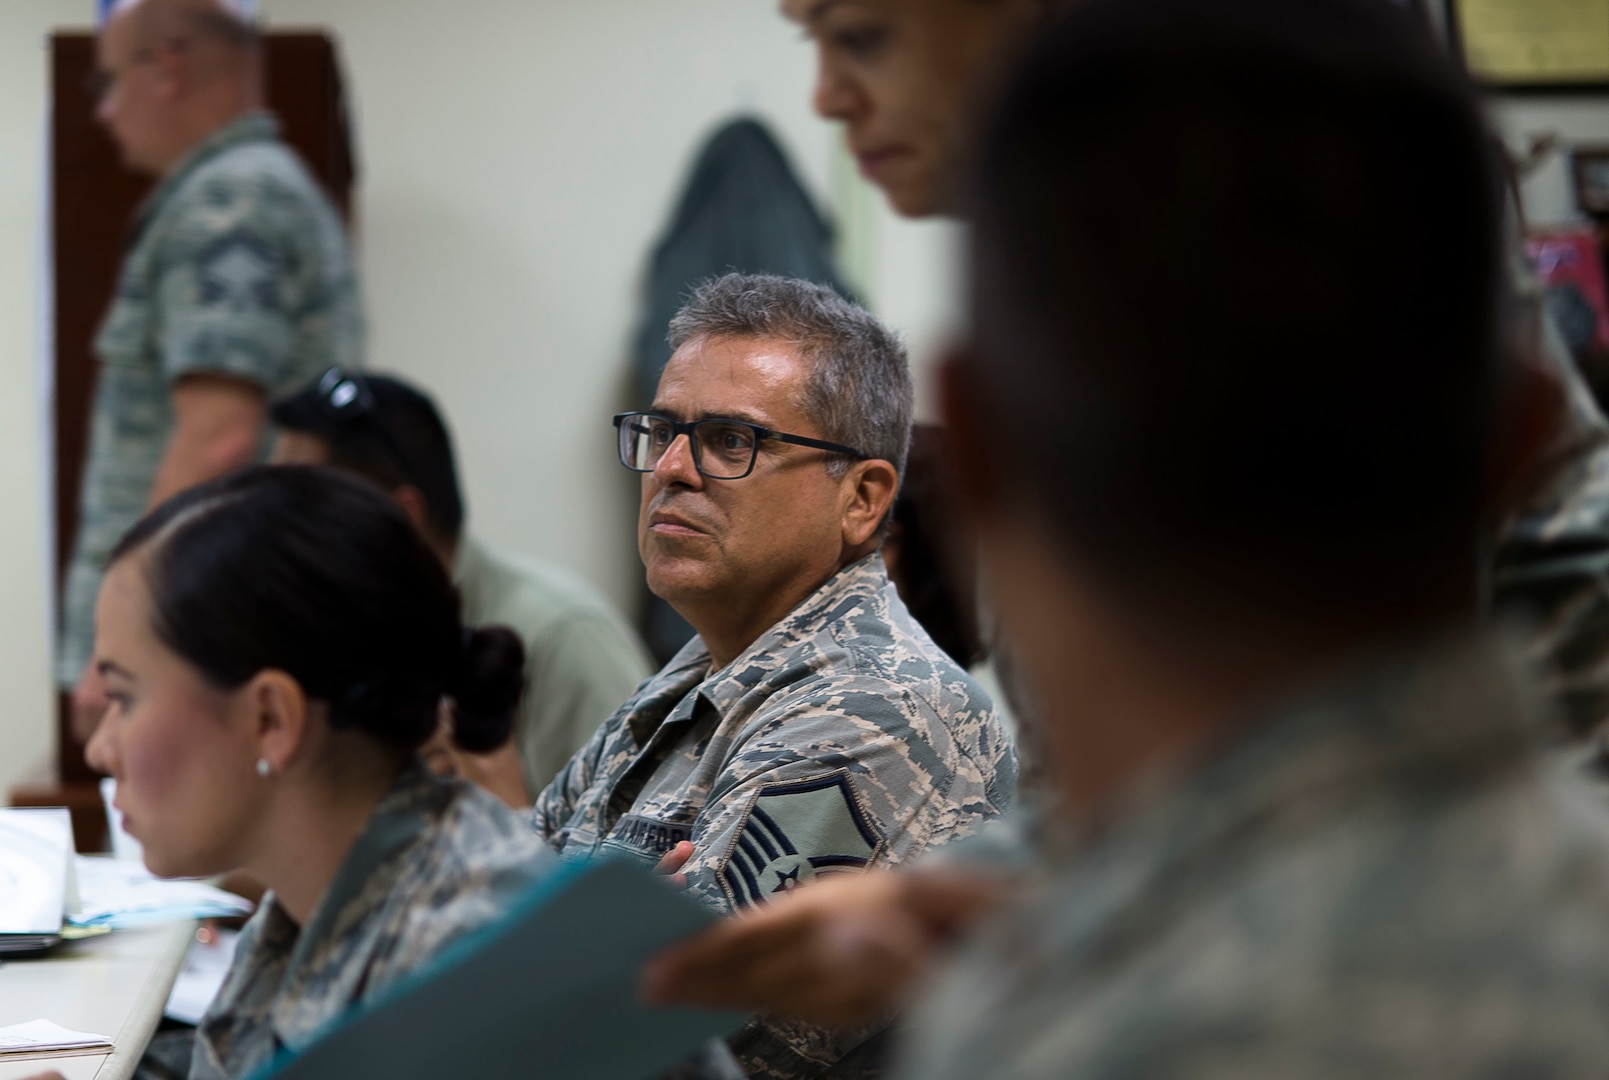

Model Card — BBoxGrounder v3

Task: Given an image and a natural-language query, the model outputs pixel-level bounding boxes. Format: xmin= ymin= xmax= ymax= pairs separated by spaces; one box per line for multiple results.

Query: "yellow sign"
xmin=1454 ymin=0 xmax=1609 ymax=82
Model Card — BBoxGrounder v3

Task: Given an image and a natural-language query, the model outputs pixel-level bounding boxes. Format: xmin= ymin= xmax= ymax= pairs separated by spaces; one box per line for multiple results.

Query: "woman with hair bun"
xmin=82 ymin=465 xmax=553 ymax=1080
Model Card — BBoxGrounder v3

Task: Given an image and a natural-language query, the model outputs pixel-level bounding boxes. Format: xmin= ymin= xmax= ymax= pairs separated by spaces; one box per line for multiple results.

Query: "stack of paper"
xmin=0 ymin=1019 xmax=112 ymax=1062
xmin=166 ymin=928 xmax=241 ymax=1025
xmin=72 ymin=856 xmax=254 ymax=930
xmin=0 ymin=808 xmax=72 ymax=954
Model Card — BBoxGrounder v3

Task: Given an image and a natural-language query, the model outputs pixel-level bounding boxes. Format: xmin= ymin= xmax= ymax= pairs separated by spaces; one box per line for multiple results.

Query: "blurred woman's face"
xmin=784 ymin=0 xmax=1041 ymax=217
xmin=86 ymin=558 xmax=268 ymax=880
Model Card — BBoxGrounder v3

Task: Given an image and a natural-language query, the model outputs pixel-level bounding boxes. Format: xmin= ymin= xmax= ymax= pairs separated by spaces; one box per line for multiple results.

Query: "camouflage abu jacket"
xmin=1493 ymin=224 xmax=1609 ymax=747
xmin=898 ymin=632 xmax=1609 ymax=1080
xmin=57 ymin=111 xmax=362 ymax=689
xmin=531 ymin=553 xmax=1018 ymax=1078
xmin=191 ymin=767 xmax=553 ymax=1080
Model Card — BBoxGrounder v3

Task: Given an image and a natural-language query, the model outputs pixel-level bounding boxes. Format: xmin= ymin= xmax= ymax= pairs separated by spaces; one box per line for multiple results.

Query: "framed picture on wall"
xmin=1527 ymin=228 xmax=1609 ymax=356
xmin=1574 ymin=147 xmax=1609 ymax=217
xmin=1444 ymin=0 xmax=1609 ymax=92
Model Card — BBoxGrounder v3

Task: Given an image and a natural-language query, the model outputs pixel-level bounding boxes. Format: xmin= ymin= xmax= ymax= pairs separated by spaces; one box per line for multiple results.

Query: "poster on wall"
xmin=1446 ymin=0 xmax=1609 ymax=91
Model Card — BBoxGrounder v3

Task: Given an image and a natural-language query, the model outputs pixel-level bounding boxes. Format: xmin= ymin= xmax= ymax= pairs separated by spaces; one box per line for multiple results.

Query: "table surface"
xmin=0 ymin=923 xmax=195 ymax=1080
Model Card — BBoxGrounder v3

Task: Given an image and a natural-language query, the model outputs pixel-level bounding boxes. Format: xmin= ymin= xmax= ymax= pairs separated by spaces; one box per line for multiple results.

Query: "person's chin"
xmin=140 ymin=848 xmax=182 ymax=881
xmin=645 ymin=557 xmax=715 ymax=605
xmin=868 ymin=154 xmax=956 ymax=219
xmin=115 ymin=145 xmax=155 ymax=177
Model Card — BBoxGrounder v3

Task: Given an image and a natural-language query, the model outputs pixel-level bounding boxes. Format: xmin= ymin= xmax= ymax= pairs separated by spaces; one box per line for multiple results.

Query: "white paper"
xmin=0 ymin=809 xmax=72 ymax=938
xmin=72 ymin=857 xmax=253 ymax=929
xmin=165 ymin=928 xmax=240 ymax=1025
xmin=0 ymin=1018 xmax=112 ymax=1055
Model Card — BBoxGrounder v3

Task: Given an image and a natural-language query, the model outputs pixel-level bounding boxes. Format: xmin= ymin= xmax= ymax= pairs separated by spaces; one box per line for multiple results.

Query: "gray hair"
xmin=667 ymin=273 xmax=913 ymax=479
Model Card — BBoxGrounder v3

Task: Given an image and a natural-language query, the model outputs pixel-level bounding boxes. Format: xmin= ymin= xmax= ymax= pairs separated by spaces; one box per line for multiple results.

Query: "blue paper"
xmin=256 ymin=858 xmax=744 ymax=1080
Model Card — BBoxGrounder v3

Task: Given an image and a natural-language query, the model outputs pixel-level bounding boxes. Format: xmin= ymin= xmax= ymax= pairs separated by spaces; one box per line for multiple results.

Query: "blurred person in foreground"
xmin=63 ymin=0 xmax=363 ymax=743
xmin=648 ymin=0 xmax=1609 ymax=1022
xmin=784 ymin=0 xmax=1609 ymax=752
xmin=880 ymin=425 xmax=985 ymax=671
xmin=651 ymin=0 xmax=1609 ymax=1072
xmin=52 ymin=467 xmax=550 ymax=1080
xmin=270 ymin=368 xmax=652 ymax=805
xmin=536 ymin=272 xmax=1015 ymax=1077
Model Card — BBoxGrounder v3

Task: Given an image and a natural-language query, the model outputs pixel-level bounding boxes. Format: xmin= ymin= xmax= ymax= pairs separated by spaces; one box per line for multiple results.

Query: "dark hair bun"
xmin=448 ymin=626 xmax=525 ymax=753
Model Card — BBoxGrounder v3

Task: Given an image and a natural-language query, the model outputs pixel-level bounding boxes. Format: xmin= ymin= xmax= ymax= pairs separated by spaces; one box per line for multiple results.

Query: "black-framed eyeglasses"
xmin=613 ymin=411 xmax=870 ymax=480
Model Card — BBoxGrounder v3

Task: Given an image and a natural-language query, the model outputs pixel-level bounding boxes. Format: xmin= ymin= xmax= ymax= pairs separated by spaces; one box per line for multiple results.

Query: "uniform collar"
xmin=267 ymin=764 xmax=448 ymax=1049
xmin=129 ymin=111 xmax=279 ymax=245
xmin=623 ymin=554 xmax=892 ymax=745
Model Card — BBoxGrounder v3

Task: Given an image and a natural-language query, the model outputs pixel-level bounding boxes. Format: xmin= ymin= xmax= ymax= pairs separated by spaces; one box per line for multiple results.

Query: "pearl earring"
xmin=255 ymin=758 xmax=272 ymax=779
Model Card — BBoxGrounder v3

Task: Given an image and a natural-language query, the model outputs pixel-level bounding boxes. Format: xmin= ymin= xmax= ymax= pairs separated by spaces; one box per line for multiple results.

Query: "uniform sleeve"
xmin=1492 ymin=214 xmax=1609 ymax=737
xmin=517 ymin=614 xmax=651 ymax=795
xmin=1493 ymin=311 xmax=1609 ymax=737
xmin=674 ymin=679 xmax=1013 ymax=1079
xmin=152 ymin=174 xmax=307 ymax=388
xmin=677 ymin=680 xmax=1010 ymax=912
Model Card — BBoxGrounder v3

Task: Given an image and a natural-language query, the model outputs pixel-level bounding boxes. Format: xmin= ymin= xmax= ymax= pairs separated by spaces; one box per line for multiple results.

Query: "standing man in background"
xmin=269 ymin=368 xmax=653 ymax=804
xmin=61 ymin=0 xmax=363 ymax=740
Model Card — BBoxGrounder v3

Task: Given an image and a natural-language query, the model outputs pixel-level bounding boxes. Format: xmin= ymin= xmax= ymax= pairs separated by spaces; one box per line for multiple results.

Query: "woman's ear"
xmin=390 ymin=485 xmax=433 ymax=537
xmin=242 ymin=670 xmax=309 ymax=776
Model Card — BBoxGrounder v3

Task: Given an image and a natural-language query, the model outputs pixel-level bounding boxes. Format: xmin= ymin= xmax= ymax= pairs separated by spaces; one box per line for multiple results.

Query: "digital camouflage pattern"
xmin=57 ymin=111 xmax=362 ymax=688
xmin=191 ymin=766 xmax=554 ymax=1080
xmin=898 ymin=633 xmax=1609 ymax=1080
xmin=531 ymin=554 xmax=1018 ymax=1078
xmin=1492 ymin=234 xmax=1609 ymax=747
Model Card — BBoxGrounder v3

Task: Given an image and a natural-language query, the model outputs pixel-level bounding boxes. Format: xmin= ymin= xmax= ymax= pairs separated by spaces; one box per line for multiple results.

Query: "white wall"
xmin=1494 ymin=98 xmax=1609 ymax=226
xmin=260 ymin=0 xmax=958 ymax=610
xmin=0 ymin=1 xmax=958 ymax=791
xmin=0 ymin=3 xmax=71 ymax=793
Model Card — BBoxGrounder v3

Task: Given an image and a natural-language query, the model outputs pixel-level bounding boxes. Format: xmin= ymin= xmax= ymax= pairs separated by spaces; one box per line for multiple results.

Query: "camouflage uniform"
xmin=1492 ymin=226 xmax=1609 ymax=745
xmin=189 ymin=766 xmax=554 ymax=1080
xmin=57 ymin=111 xmax=362 ymax=689
xmin=531 ymin=553 xmax=1018 ymax=1077
xmin=898 ymin=633 xmax=1609 ymax=1080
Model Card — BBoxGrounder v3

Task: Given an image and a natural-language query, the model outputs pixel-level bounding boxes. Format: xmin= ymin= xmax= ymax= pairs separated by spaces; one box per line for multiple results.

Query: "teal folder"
xmin=257 ymin=858 xmax=745 ymax=1080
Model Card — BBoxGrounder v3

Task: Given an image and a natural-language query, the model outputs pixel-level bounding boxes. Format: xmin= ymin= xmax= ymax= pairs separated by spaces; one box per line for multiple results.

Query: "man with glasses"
xmin=532 ymin=272 xmax=1015 ymax=1078
xmin=268 ymin=368 xmax=651 ymax=804
xmin=60 ymin=0 xmax=362 ymax=741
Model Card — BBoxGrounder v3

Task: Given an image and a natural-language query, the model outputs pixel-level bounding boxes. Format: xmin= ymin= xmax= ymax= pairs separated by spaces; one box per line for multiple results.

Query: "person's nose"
xmin=85 ymin=713 xmax=118 ymax=777
xmin=95 ymin=85 xmax=117 ymax=128
xmin=653 ymin=433 xmax=705 ymax=489
xmin=814 ymin=56 xmax=864 ymax=124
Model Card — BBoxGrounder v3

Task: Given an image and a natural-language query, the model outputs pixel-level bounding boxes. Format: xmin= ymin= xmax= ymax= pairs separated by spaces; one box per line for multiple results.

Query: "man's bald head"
xmin=96 ymin=0 xmax=263 ymax=175
xmin=108 ymin=0 xmax=259 ymax=58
